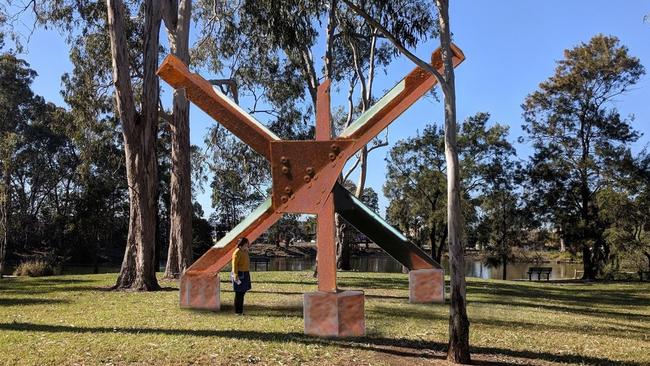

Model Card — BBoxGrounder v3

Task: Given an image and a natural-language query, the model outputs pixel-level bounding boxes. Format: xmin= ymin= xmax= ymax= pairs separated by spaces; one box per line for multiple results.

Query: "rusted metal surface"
xmin=316 ymin=194 xmax=337 ymax=292
xmin=157 ymin=55 xmax=278 ymax=160
xmin=340 ymin=45 xmax=465 ymax=151
xmin=315 ymin=79 xmax=332 ymax=141
xmin=157 ymin=43 xmax=465 ymax=313
xmin=269 ymin=139 xmax=355 ymax=213
xmin=183 ymin=205 xmax=282 ymax=276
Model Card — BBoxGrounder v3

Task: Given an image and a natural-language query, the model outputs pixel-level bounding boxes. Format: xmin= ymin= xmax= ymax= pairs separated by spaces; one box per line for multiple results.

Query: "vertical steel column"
xmin=315 ymin=79 xmax=337 ymax=292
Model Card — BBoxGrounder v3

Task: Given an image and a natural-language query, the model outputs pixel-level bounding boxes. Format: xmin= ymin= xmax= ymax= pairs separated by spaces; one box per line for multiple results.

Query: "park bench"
xmin=527 ymin=267 xmax=552 ymax=281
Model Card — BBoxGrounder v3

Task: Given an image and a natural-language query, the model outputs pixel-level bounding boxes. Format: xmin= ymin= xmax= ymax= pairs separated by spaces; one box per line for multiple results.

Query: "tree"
xmin=162 ymin=0 xmax=194 ymax=279
xmin=106 ymin=0 xmax=162 ymax=290
xmin=0 ymin=54 xmax=36 ymax=278
xmin=343 ymin=1 xmax=470 ymax=360
xmin=523 ymin=35 xmax=645 ymax=280
xmin=597 ymin=151 xmax=650 ymax=277
xmin=385 ymin=113 xmax=514 ymax=264
xmin=477 ymin=159 xmax=524 ymax=281
xmin=384 ymin=125 xmax=448 ymax=263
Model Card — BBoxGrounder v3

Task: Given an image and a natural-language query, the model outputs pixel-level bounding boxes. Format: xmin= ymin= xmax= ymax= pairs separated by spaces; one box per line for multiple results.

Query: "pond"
xmin=251 ymin=255 xmax=583 ymax=280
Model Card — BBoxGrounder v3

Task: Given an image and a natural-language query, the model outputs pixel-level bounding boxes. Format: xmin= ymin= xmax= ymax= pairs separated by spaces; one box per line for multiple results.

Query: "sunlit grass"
xmin=0 ymin=272 xmax=648 ymax=365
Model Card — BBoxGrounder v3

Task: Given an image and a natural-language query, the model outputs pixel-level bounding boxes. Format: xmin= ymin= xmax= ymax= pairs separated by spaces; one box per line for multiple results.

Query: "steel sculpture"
xmin=157 ymin=44 xmax=465 ymax=337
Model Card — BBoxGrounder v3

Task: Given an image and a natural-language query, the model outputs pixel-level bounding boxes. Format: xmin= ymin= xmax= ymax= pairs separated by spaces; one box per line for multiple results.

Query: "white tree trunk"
xmin=435 ymin=0 xmax=471 ymax=363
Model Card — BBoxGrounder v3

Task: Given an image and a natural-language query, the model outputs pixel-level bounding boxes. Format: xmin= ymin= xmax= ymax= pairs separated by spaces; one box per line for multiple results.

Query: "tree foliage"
xmin=523 ymin=34 xmax=645 ymax=279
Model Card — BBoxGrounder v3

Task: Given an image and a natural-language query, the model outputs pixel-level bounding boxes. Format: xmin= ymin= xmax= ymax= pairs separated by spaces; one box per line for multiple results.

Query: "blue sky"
xmin=8 ymin=0 xmax=650 ymax=218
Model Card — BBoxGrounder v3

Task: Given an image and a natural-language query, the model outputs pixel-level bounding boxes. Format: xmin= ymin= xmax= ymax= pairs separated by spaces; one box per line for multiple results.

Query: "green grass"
xmin=0 ymin=272 xmax=648 ymax=365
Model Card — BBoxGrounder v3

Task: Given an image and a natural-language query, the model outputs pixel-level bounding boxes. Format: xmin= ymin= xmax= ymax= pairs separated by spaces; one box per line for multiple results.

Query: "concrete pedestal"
xmin=409 ymin=268 xmax=445 ymax=303
xmin=303 ymin=290 xmax=365 ymax=337
xmin=179 ymin=274 xmax=220 ymax=311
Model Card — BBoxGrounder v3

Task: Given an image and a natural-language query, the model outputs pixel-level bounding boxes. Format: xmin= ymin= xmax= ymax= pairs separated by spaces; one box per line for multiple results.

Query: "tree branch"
xmin=341 ymin=0 xmax=449 ymax=96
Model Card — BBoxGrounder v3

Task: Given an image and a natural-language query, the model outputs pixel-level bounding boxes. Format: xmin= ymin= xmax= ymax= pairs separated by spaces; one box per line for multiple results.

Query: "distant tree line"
xmin=384 ymin=35 xmax=648 ymax=280
xmin=0 ymin=52 xmax=213 ymax=276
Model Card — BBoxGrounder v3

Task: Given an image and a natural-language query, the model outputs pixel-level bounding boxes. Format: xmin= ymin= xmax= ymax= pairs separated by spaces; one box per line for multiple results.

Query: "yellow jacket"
xmin=231 ymin=248 xmax=250 ymax=279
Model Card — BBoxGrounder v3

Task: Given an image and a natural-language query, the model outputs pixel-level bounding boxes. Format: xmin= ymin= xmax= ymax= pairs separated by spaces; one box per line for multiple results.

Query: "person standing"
xmin=231 ymin=237 xmax=251 ymax=315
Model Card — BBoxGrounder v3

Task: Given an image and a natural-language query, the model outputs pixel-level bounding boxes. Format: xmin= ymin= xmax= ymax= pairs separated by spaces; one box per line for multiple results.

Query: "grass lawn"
xmin=0 ymin=272 xmax=648 ymax=365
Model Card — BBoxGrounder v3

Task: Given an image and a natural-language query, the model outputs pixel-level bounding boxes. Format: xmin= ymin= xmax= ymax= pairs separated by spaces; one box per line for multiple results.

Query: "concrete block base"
xmin=409 ymin=268 xmax=445 ymax=303
xmin=179 ymin=274 xmax=220 ymax=311
xmin=303 ymin=290 xmax=365 ymax=337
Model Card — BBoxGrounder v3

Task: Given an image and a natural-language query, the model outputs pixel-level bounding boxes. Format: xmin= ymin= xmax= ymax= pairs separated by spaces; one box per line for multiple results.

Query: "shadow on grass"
xmin=0 ymin=322 xmax=642 ymax=366
xmin=226 ymin=289 xmax=410 ymax=301
xmin=0 ymin=298 xmax=70 ymax=306
xmin=337 ymin=276 xmax=410 ymax=290
xmin=217 ymin=303 xmax=303 ymax=318
xmin=0 ymin=277 xmax=95 ymax=287
xmin=231 ymin=274 xmax=411 ymax=291
xmin=467 ymin=281 xmax=649 ymax=307
xmin=470 ymin=298 xmax=650 ymax=323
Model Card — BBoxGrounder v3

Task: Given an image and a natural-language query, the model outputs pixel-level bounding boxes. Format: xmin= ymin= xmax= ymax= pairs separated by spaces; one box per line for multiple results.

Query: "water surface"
xmin=251 ymin=255 xmax=582 ymax=280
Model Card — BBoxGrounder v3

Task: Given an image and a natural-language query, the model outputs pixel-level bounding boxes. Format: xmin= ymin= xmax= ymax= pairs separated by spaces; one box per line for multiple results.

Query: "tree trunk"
xmin=435 ymin=0 xmax=471 ymax=363
xmin=0 ymin=167 xmax=9 ymax=279
xmin=355 ymin=146 xmax=368 ymax=197
xmin=336 ymin=216 xmax=351 ymax=270
xmin=429 ymin=224 xmax=437 ymax=260
xmin=502 ymin=254 xmax=507 ymax=281
xmin=436 ymin=224 xmax=448 ymax=264
xmin=107 ymin=0 xmax=161 ymax=291
xmin=580 ymin=183 xmax=596 ymax=280
xmin=164 ymin=0 xmax=193 ymax=280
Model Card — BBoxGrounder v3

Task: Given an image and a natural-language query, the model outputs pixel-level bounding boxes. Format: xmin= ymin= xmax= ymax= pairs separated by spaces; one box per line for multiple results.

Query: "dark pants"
xmin=234 ymin=291 xmax=245 ymax=314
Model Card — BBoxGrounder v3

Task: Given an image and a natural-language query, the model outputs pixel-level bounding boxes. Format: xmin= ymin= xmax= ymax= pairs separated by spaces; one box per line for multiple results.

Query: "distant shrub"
xmin=13 ymin=260 xmax=57 ymax=277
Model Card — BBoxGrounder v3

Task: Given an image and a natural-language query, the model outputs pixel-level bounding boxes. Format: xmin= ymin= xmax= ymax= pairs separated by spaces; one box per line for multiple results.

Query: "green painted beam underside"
xmin=339 ymin=79 xmax=406 ymax=138
xmin=213 ymin=197 xmax=273 ymax=248
xmin=333 ymin=183 xmax=439 ymax=270
xmin=349 ymin=190 xmax=408 ymax=242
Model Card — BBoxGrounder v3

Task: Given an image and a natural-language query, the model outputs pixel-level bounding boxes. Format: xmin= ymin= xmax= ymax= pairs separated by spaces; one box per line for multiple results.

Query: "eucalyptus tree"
xmin=161 ymin=0 xmax=194 ymax=279
xmin=343 ymin=0 xmax=470 ymax=360
xmin=384 ymin=113 xmax=514 ymax=264
xmin=522 ymin=35 xmax=644 ymax=280
xmin=105 ymin=0 xmax=163 ymax=290
xmin=0 ymin=54 xmax=35 ymax=278
xmin=475 ymin=145 xmax=523 ymax=281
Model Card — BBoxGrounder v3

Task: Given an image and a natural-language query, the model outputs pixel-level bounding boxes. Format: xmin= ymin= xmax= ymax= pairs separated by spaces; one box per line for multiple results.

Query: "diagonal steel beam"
xmin=160 ymin=43 xmax=466 ymax=307
xmin=184 ymin=198 xmax=283 ymax=276
xmin=157 ymin=55 xmax=280 ymax=160
xmin=339 ymin=43 xmax=465 ymax=152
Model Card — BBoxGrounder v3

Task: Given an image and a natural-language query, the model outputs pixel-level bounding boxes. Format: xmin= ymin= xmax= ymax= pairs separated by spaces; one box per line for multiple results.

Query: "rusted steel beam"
xmin=340 ymin=43 xmax=465 ymax=153
xmin=316 ymin=194 xmax=337 ymax=292
xmin=157 ymin=54 xmax=279 ymax=160
xmin=184 ymin=198 xmax=282 ymax=276
xmin=315 ymin=79 xmax=332 ymax=141
xmin=269 ymin=139 xmax=355 ymax=213
xmin=164 ymin=44 xmax=465 ymax=316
